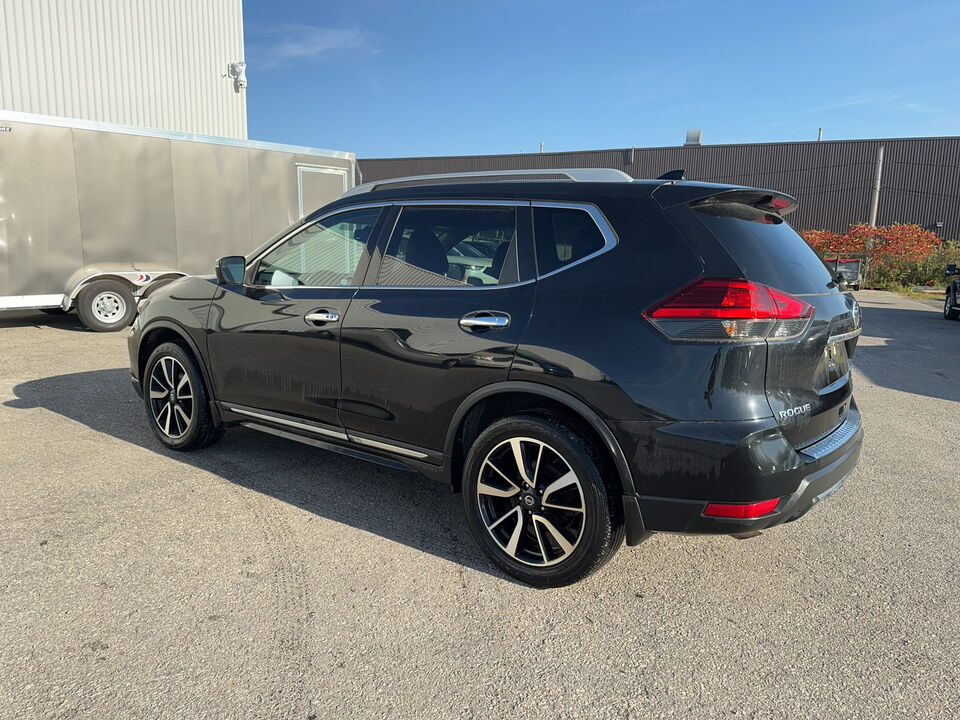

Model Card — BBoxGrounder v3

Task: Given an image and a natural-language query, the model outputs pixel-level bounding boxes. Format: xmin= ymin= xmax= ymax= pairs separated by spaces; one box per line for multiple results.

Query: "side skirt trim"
xmin=240 ymin=423 xmax=414 ymax=473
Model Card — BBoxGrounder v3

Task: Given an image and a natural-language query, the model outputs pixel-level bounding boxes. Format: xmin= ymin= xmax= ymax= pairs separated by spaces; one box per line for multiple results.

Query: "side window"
xmin=533 ymin=206 xmax=606 ymax=276
xmin=255 ymin=207 xmax=381 ymax=287
xmin=377 ymin=206 xmax=519 ymax=287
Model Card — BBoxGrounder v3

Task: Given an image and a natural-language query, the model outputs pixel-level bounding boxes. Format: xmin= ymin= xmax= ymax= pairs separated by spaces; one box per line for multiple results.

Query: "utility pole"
xmin=868 ymin=144 xmax=884 ymax=227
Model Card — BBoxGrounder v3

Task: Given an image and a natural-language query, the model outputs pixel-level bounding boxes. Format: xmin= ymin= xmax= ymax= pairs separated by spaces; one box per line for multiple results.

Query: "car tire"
xmin=462 ymin=414 xmax=623 ymax=587
xmin=76 ymin=280 xmax=136 ymax=331
xmin=143 ymin=342 xmax=220 ymax=451
xmin=945 ymin=289 xmax=960 ymax=321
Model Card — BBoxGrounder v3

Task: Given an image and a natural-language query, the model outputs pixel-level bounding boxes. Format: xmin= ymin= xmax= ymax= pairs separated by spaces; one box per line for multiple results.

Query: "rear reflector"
xmin=644 ymin=278 xmax=813 ymax=341
xmin=703 ymin=498 xmax=781 ymax=518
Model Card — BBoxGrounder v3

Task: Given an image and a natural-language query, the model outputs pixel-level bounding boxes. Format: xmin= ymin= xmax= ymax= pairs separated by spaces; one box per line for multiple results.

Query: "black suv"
xmin=128 ymin=169 xmax=863 ymax=587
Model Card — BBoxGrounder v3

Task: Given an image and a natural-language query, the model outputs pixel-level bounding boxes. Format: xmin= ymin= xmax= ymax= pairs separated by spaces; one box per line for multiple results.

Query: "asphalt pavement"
xmin=1 ymin=289 xmax=957 ymax=719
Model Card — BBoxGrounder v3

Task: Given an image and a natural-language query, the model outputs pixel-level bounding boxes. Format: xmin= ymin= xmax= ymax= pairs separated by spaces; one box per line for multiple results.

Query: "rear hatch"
xmin=688 ymin=190 xmax=861 ymax=447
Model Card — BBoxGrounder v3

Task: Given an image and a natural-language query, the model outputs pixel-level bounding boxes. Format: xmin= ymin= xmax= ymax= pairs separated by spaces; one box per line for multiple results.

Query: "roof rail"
xmin=342 ymin=167 xmax=634 ymax=197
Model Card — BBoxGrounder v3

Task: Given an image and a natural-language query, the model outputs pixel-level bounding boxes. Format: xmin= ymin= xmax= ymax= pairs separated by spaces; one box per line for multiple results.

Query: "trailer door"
xmin=297 ymin=164 xmax=349 ymax=218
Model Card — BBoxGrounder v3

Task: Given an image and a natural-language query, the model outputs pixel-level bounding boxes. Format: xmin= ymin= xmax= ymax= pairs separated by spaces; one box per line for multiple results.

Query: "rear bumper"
xmin=625 ymin=405 xmax=863 ymax=535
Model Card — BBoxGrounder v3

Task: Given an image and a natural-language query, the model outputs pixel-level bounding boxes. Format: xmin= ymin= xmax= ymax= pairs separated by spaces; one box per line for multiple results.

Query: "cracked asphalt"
xmin=1 ymin=289 xmax=957 ymax=719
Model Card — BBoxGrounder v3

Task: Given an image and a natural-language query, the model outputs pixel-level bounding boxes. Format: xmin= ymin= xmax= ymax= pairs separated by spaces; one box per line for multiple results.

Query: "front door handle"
xmin=459 ymin=312 xmax=510 ymax=330
xmin=305 ymin=311 xmax=340 ymax=326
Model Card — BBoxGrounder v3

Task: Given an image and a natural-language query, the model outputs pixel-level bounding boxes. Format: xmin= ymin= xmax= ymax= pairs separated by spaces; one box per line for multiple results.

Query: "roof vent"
xmin=684 ymin=129 xmax=703 ymax=146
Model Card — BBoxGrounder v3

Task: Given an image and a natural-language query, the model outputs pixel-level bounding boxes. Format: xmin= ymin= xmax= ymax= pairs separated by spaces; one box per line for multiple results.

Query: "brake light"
xmin=644 ymin=279 xmax=813 ymax=341
xmin=703 ymin=498 xmax=781 ymax=518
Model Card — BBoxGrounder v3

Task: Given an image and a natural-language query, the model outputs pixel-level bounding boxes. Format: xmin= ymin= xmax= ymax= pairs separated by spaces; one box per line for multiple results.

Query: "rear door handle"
xmin=305 ymin=311 xmax=340 ymax=326
xmin=459 ymin=312 xmax=510 ymax=330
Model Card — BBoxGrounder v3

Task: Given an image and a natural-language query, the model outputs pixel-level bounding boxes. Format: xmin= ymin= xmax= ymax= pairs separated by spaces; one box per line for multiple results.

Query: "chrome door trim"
xmin=223 ymin=403 xmax=431 ymax=460
xmin=349 ymin=435 xmax=430 ymax=460
xmin=223 ymin=405 xmax=349 ymax=441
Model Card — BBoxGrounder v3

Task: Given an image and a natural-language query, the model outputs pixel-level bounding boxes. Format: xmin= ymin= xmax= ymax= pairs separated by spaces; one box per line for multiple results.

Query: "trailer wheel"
xmin=76 ymin=280 xmax=136 ymax=332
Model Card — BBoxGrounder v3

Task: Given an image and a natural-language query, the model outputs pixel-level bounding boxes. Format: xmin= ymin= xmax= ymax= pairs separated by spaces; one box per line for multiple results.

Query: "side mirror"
xmin=215 ymin=256 xmax=246 ymax=285
xmin=946 ymin=264 xmax=958 ymax=276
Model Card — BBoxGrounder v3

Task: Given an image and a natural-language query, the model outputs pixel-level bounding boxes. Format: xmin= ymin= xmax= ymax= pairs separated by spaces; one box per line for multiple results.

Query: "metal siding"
xmin=72 ymin=125 xmax=179 ymax=269
xmin=170 ymin=140 xmax=251 ymax=275
xmin=0 ymin=115 xmax=354 ymax=301
xmin=0 ymin=120 xmax=84 ymax=296
xmin=359 ymin=137 xmax=960 ymax=237
xmin=0 ymin=0 xmax=246 ymax=139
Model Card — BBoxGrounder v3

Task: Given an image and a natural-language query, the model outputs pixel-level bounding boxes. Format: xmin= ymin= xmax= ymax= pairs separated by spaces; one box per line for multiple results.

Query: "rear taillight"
xmin=644 ymin=278 xmax=813 ymax=341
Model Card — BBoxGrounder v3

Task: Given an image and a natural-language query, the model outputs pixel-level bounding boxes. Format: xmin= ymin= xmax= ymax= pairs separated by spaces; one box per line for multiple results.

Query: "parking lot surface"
xmin=1 ymin=290 xmax=958 ymax=719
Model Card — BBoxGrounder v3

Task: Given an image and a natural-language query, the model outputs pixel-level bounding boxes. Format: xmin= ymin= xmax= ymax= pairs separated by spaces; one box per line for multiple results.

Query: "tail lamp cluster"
xmin=644 ymin=278 xmax=813 ymax=341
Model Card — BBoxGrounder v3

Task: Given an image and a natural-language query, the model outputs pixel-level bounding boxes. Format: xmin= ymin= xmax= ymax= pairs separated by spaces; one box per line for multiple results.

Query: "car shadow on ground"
xmin=0 ymin=310 xmax=90 ymax=332
xmin=855 ymin=301 xmax=960 ymax=402
xmin=5 ymin=368 xmax=520 ymax=584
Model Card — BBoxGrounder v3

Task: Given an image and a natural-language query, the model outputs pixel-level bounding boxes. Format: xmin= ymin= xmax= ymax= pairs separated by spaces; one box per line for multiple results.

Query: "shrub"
xmin=800 ymin=224 xmax=958 ymax=288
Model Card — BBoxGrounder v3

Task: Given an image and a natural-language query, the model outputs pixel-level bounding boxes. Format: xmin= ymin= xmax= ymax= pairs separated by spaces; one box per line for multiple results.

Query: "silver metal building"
xmin=0 ymin=0 xmax=247 ymax=139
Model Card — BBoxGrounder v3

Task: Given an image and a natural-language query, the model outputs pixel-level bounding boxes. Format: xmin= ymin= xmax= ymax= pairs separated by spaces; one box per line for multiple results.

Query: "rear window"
xmin=693 ymin=203 xmax=835 ymax=295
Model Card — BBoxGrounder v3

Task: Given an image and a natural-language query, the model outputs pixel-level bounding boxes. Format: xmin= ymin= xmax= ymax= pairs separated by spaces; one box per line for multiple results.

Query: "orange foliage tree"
xmin=801 ymin=223 xmax=941 ymax=260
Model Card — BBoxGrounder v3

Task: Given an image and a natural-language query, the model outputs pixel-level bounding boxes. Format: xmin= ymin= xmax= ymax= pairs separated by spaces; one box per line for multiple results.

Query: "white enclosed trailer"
xmin=0 ymin=110 xmax=355 ymax=330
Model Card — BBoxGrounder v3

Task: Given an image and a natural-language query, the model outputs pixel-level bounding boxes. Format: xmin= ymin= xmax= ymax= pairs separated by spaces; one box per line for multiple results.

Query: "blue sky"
xmin=242 ymin=0 xmax=959 ymax=158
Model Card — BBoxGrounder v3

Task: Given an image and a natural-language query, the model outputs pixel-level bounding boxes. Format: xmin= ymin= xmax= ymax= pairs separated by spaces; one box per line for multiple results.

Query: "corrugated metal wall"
xmin=0 ymin=0 xmax=246 ymax=138
xmin=358 ymin=137 xmax=960 ymax=236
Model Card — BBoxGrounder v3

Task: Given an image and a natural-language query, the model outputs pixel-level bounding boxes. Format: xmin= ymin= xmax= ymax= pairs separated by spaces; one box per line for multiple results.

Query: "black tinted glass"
xmin=694 ymin=204 xmax=835 ymax=294
xmin=378 ymin=206 xmax=518 ymax=287
xmin=533 ymin=207 xmax=605 ymax=276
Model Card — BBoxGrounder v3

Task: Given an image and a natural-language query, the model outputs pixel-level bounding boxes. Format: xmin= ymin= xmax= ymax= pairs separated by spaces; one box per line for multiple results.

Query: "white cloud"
xmin=253 ymin=26 xmax=372 ymax=69
xmin=808 ymin=92 xmax=939 ymax=115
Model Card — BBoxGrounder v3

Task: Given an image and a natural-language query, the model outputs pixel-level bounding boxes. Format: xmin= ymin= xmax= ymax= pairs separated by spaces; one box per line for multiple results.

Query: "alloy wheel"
xmin=476 ymin=437 xmax=586 ymax=567
xmin=148 ymin=356 xmax=194 ymax=438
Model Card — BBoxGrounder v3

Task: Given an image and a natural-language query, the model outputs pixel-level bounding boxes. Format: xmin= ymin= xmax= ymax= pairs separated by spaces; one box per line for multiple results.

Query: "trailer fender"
xmin=63 ymin=268 xmax=186 ymax=310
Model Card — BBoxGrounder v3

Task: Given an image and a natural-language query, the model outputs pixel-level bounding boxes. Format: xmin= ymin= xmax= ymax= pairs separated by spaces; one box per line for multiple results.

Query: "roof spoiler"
xmin=653 ymin=184 xmax=799 ymax=216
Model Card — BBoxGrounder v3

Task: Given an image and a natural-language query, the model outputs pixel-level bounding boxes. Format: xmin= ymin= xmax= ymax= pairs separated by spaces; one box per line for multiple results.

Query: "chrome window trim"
xmin=396 ymin=199 xmax=531 ymax=208
xmin=531 ymin=201 xmax=620 ymax=281
xmin=246 ymin=202 xmax=393 ymax=290
xmin=263 ymin=285 xmax=359 ymax=291
xmin=370 ymin=279 xmax=535 ymax=292
xmin=243 ymin=198 xmax=619 ymax=292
